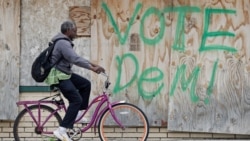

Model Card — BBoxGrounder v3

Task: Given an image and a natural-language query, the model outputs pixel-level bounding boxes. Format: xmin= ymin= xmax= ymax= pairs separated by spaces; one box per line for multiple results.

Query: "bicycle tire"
xmin=98 ymin=103 xmax=149 ymax=141
xmin=13 ymin=105 xmax=62 ymax=141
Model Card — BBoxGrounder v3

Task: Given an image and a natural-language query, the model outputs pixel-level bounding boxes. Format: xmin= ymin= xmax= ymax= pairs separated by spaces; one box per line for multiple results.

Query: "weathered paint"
xmin=0 ymin=0 xmax=20 ymax=120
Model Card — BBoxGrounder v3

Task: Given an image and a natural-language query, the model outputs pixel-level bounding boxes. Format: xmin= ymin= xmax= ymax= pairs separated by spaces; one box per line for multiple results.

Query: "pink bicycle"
xmin=13 ymin=73 xmax=149 ymax=141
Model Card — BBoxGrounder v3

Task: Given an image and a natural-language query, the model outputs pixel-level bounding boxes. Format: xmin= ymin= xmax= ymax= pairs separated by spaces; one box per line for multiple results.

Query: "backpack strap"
xmin=51 ymin=37 xmax=72 ymax=67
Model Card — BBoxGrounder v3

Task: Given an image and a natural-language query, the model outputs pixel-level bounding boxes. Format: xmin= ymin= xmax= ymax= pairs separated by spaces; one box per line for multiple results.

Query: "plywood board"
xmin=0 ymin=0 xmax=20 ymax=120
xmin=91 ymin=0 xmax=171 ymax=127
xmin=91 ymin=0 xmax=250 ymax=134
xmin=168 ymin=0 xmax=250 ymax=134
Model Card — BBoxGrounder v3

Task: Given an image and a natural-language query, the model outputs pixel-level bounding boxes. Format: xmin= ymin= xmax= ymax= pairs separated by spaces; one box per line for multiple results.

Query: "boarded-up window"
xmin=69 ymin=6 xmax=91 ymax=37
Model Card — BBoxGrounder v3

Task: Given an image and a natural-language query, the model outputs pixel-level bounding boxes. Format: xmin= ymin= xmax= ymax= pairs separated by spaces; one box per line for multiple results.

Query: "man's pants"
xmin=57 ymin=73 xmax=91 ymax=129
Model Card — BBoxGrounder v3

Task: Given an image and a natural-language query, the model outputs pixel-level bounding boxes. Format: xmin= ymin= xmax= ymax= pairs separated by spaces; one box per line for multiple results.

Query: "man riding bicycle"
xmin=45 ymin=20 xmax=105 ymax=141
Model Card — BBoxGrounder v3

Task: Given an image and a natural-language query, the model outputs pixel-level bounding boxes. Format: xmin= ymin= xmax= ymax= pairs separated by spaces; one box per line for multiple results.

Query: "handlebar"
xmin=100 ymin=72 xmax=111 ymax=89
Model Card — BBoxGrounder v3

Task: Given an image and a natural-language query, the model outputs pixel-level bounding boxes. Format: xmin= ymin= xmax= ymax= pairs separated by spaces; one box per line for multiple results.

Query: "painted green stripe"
xmin=20 ymin=86 xmax=51 ymax=92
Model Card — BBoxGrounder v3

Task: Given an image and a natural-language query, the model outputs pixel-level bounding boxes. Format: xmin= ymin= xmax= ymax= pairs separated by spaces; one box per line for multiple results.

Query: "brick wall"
xmin=1 ymin=120 xmax=250 ymax=140
xmin=1 ymin=93 xmax=250 ymax=140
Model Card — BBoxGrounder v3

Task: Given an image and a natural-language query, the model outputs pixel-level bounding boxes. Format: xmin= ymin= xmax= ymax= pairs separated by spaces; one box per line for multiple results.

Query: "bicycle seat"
xmin=50 ymin=84 xmax=60 ymax=92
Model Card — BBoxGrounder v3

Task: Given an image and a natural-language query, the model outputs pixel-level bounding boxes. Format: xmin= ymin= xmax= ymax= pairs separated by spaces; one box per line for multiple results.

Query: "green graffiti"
xmin=163 ymin=7 xmax=201 ymax=51
xmin=101 ymin=2 xmax=235 ymax=102
xmin=204 ymin=60 xmax=218 ymax=104
xmin=101 ymin=2 xmax=142 ymax=45
xmin=200 ymin=8 xmax=237 ymax=53
xmin=170 ymin=61 xmax=218 ymax=103
xmin=138 ymin=67 xmax=164 ymax=99
xmin=113 ymin=54 xmax=218 ymax=102
xmin=113 ymin=53 xmax=164 ymax=99
xmin=170 ymin=64 xmax=200 ymax=102
xmin=102 ymin=2 xmax=237 ymax=52
xmin=140 ymin=7 xmax=165 ymax=45
xmin=113 ymin=53 xmax=139 ymax=94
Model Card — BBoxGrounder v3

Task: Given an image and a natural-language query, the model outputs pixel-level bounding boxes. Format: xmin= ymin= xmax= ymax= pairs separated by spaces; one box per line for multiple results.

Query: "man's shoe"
xmin=53 ymin=128 xmax=72 ymax=141
xmin=53 ymin=129 xmax=63 ymax=140
xmin=60 ymin=131 xmax=72 ymax=141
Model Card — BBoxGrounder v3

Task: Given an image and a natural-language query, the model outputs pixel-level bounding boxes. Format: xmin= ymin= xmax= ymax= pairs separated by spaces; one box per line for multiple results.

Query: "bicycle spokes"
xmin=98 ymin=103 xmax=149 ymax=141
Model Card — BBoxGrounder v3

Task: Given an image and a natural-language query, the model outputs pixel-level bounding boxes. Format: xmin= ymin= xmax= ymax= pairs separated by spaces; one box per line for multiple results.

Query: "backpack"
xmin=31 ymin=38 xmax=69 ymax=82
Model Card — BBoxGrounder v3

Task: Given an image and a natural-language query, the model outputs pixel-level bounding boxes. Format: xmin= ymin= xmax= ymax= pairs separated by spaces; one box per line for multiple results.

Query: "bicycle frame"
xmin=16 ymin=91 xmax=126 ymax=135
xmin=16 ymin=94 xmax=67 ymax=134
xmin=76 ymin=91 xmax=126 ymax=134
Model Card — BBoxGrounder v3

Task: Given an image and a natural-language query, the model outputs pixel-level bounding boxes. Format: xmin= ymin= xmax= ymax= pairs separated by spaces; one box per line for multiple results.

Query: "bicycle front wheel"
xmin=98 ymin=103 xmax=149 ymax=141
xmin=13 ymin=105 xmax=62 ymax=141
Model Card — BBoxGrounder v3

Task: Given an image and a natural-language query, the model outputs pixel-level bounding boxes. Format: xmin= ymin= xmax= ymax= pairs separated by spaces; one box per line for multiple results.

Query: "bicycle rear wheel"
xmin=13 ymin=105 xmax=62 ymax=141
xmin=98 ymin=103 xmax=149 ymax=141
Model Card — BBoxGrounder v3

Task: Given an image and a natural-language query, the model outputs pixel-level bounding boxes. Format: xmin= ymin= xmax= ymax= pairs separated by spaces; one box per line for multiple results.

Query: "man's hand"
xmin=89 ymin=63 xmax=105 ymax=74
xmin=93 ymin=66 xmax=105 ymax=74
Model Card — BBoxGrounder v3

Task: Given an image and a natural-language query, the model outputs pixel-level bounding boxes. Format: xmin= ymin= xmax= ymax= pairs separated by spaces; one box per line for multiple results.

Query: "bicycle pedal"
xmin=67 ymin=127 xmax=82 ymax=141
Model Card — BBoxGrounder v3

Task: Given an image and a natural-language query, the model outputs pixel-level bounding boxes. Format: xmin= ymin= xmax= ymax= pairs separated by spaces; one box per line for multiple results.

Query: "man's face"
xmin=68 ymin=27 xmax=77 ymax=40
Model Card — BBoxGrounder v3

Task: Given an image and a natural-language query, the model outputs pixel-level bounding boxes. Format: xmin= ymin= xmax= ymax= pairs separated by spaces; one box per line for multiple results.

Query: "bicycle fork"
xmin=108 ymin=101 xmax=126 ymax=130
